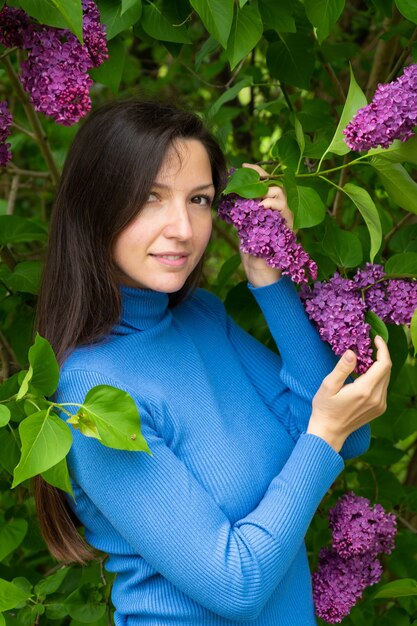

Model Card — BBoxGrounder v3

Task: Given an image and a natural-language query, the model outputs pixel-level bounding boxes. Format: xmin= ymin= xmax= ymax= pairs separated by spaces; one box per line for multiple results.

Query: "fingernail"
xmin=344 ymin=351 xmax=355 ymax=363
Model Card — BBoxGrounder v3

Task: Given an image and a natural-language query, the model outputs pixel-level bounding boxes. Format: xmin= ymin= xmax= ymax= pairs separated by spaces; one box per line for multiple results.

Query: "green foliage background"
xmin=1 ymin=0 xmax=417 ymax=623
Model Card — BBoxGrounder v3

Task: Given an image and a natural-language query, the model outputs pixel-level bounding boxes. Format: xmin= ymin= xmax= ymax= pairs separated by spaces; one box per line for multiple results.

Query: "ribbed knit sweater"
xmin=57 ymin=277 xmax=370 ymax=626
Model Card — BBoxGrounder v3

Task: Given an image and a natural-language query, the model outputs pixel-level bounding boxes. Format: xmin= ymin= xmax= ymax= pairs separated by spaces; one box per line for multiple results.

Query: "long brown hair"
xmin=35 ymin=99 xmax=227 ymax=562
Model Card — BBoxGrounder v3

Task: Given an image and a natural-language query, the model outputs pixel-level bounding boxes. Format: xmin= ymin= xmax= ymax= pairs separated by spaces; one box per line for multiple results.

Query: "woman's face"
xmin=113 ymin=139 xmax=214 ymax=293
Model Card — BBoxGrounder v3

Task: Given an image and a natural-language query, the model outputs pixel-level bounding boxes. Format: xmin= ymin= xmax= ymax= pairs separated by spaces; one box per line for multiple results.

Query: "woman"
xmin=36 ymin=99 xmax=391 ymax=625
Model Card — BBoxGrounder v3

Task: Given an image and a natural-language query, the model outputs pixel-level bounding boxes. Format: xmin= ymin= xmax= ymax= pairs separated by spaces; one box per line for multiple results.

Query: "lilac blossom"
xmin=329 ymin=492 xmax=396 ymax=559
xmin=1 ymin=2 xmax=107 ymax=126
xmin=300 ymin=274 xmax=373 ymax=374
xmin=217 ymin=194 xmax=317 ymax=284
xmin=0 ymin=5 xmax=30 ymax=48
xmin=20 ymin=24 xmax=94 ymax=125
xmin=344 ymin=64 xmax=417 ymax=151
xmin=0 ymin=100 xmax=12 ymax=167
xmin=313 ymin=493 xmax=396 ymax=623
xmin=313 ymin=548 xmax=382 ymax=623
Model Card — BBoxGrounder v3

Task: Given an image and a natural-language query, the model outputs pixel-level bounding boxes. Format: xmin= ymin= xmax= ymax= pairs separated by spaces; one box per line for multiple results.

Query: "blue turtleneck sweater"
xmin=57 ymin=277 xmax=370 ymax=625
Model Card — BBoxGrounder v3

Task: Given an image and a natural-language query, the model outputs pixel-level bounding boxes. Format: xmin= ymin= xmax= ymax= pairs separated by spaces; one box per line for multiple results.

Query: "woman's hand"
xmin=240 ymin=163 xmax=293 ymax=288
xmin=307 ymin=336 xmax=392 ymax=452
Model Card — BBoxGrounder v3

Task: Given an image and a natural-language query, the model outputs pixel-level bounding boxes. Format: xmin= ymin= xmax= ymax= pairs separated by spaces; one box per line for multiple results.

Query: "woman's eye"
xmin=147 ymin=192 xmax=158 ymax=202
xmin=191 ymin=195 xmax=212 ymax=207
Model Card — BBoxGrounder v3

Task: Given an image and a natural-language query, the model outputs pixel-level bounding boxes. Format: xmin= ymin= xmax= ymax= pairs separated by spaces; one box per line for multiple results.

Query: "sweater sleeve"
xmin=60 ymin=368 xmax=343 ymax=622
xmin=223 ymin=277 xmax=370 ymax=459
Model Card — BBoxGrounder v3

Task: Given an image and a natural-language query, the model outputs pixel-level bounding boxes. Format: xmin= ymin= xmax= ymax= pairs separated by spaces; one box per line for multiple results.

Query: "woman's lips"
xmin=150 ymin=253 xmax=189 ymax=267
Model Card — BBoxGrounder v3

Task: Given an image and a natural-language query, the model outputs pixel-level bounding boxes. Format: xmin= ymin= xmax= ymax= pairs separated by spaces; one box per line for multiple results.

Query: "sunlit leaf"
xmin=371 ymin=157 xmax=417 ymax=216
xmin=42 ymin=457 xmax=74 ymax=496
xmin=226 ymin=2 xmax=263 ymax=69
xmin=365 ymin=310 xmax=389 ymax=343
xmin=395 ymin=0 xmax=417 ymax=24
xmin=385 ymin=252 xmax=417 ymax=277
xmin=342 ymin=183 xmax=382 ymax=262
xmin=373 ymin=578 xmax=417 ymax=599
xmin=17 ymin=334 xmax=59 ymax=400
xmin=305 ymin=0 xmax=345 ymax=44
xmin=322 ymin=64 xmax=367 ymax=157
xmin=69 ymin=385 xmax=151 ymax=452
xmin=189 ymin=0 xmax=234 ymax=48
xmin=13 ymin=411 xmax=73 ymax=487
xmin=8 ymin=0 xmax=83 ymax=41
xmin=223 ymin=167 xmax=269 ymax=198
xmin=0 ymin=405 xmax=10 ymax=427
xmin=0 ymin=578 xmax=31 ymax=611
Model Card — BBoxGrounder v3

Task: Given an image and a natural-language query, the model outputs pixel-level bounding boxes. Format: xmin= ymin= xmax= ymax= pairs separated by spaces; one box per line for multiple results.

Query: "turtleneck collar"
xmin=117 ymin=285 xmax=170 ymax=332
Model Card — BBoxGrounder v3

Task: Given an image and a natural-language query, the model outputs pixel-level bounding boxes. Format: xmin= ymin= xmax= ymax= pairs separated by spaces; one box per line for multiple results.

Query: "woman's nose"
xmin=164 ymin=202 xmax=193 ymax=240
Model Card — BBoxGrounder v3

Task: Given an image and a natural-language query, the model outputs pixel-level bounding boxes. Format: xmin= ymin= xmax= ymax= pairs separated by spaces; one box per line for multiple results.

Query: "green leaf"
xmin=373 ymin=578 xmax=417 ymax=599
xmin=0 ymin=261 xmax=42 ymax=295
xmin=189 ymin=0 xmax=234 ymax=48
xmin=8 ymin=0 xmax=83 ymax=41
xmin=89 ymin=36 xmax=126 ymax=93
xmin=304 ymin=0 xmax=345 ymax=44
xmin=17 ymin=333 xmax=60 ymax=400
xmin=368 ymin=135 xmax=417 ymax=167
xmin=365 ymin=310 xmax=389 ymax=343
xmin=395 ymin=0 xmax=417 ymax=23
xmin=35 ymin=567 xmax=70 ymax=597
xmin=97 ymin=0 xmax=142 ymax=39
xmin=226 ymin=1 xmax=263 ymax=69
xmin=323 ymin=64 xmax=367 ymax=157
xmin=258 ymin=0 xmax=296 ymax=33
xmin=208 ymin=77 xmax=253 ymax=118
xmin=223 ymin=167 xmax=269 ymax=199
xmin=271 ymin=133 xmax=300 ymax=170
xmin=385 ymin=252 xmax=417 ymax=277
xmin=0 ymin=216 xmax=47 ymax=246
xmin=266 ymin=34 xmax=315 ymax=89
xmin=411 ymin=308 xmax=417 ymax=356
xmin=0 ymin=578 xmax=31 ymax=611
xmin=285 ymin=179 xmax=327 ymax=229
xmin=42 ymin=457 xmax=74 ymax=496
xmin=69 ymin=385 xmax=151 ymax=452
xmin=13 ymin=411 xmax=73 ymax=487
xmin=0 ymin=405 xmax=10 ymax=427
xmin=362 ymin=437 xmax=405 ymax=466
xmin=342 ymin=183 xmax=382 ymax=262
xmin=370 ymin=157 xmax=417 ymax=215
xmin=0 ymin=429 xmax=20 ymax=475
xmin=65 ymin=585 xmax=106 ymax=623
xmin=141 ymin=3 xmax=191 ymax=43
xmin=322 ymin=218 xmax=363 ymax=267
xmin=0 ymin=519 xmax=28 ymax=561
xmin=292 ymin=114 xmax=305 ymax=161
xmin=0 ymin=613 xmax=5 ymax=626
xmin=215 ymin=254 xmax=241 ymax=291
xmin=121 ymin=0 xmax=137 ymax=15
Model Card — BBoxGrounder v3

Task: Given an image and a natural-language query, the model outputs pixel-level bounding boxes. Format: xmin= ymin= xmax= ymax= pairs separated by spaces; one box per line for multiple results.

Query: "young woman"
xmin=36 ymin=99 xmax=391 ymax=626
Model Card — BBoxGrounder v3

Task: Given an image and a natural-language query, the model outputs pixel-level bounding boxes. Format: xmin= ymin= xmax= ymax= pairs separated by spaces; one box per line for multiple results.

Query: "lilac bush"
xmin=313 ymin=493 xmax=397 ymax=623
xmin=217 ymin=194 xmax=317 ymax=284
xmin=344 ymin=64 xmax=417 ymax=151
xmin=0 ymin=100 xmax=12 ymax=167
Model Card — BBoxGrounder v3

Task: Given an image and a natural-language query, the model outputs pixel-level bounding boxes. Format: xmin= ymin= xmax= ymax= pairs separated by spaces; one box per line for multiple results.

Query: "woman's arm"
xmin=59 ymin=368 xmax=343 ymax=622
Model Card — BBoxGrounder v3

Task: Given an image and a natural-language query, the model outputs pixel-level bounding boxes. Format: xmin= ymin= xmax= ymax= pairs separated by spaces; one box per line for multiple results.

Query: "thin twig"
xmin=11 ymin=120 xmax=37 ymax=141
xmin=384 ymin=212 xmax=416 ymax=244
xmin=0 ymin=46 xmax=17 ymax=60
xmin=397 ymin=514 xmax=417 ymax=534
xmin=224 ymin=58 xmax=247 ymax=89
xmin=0 ymin=337 xmax=9 ymax=381
xmin=318 ymin=52 xmax=346 ymax=103
xmin=7 ymin=174 xmax=19 ymax=215
xmin=332 ymin=156 xmax=350 ymax=226
xmin=0 ymin=329 xmax=18 ymax=373
xmin=386 ymin=26 xmax=417 ymax=82
xmin=6 ymin=164 xmax=51 ymax=178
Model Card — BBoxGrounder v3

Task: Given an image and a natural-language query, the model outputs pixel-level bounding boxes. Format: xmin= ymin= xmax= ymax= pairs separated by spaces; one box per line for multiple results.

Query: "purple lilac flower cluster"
xmin=217 ymin=194 xmax=318 ymax=284
xmin=344 ymin=64 xmax=417 ymax=151
xmin=301 ymin=263 xmax=417 ymax=374
xmin=313 ymin=493 xmax=396 ymax=623
xmin=0 ymin=3 xmax=108 ymax=126
xmin=0 ymin=100 xmax=12 ymax=167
